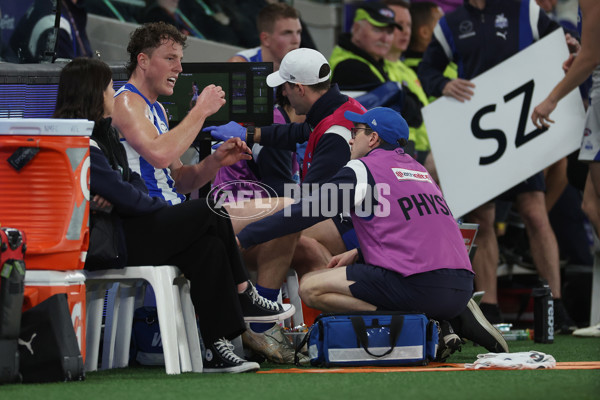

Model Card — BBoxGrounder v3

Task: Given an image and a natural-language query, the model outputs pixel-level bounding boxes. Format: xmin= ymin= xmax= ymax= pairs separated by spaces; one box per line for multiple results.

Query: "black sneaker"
xmin=203 ymin=338 xmax=260 ymax=373
xmin=553 ymin=298 xmax=577 ymax=334
xmin=435 ymin=321 xmax=463 ymax=362
xmin=239 ymin=281 xmax=295 ymax=322
xmin=452 ymin=299 xmax=509 ymax=353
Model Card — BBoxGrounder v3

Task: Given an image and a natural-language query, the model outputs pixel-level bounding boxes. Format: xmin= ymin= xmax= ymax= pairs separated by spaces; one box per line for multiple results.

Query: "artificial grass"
xmin=1 ymin=335 xmax=598 ymax=400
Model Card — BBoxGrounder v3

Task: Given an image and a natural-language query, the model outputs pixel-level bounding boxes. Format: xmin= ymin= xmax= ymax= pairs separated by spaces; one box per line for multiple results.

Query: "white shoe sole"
xmin=243 ymin=303 xmax=295 ymax=323
xmin=203 ymin=361 xmax=260 ymax=373
xmin=465 ymin=299 xmax=509 ymax=353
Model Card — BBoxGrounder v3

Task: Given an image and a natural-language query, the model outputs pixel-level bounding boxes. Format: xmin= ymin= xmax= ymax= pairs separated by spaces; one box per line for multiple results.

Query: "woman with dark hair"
xmin=54 ymin=58 xmax=294 ymax=373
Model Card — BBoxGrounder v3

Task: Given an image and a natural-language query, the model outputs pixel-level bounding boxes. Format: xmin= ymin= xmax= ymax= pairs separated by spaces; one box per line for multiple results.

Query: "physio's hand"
xmin=442 ymin=79 xmax=475 ymax=102
xmin=326 ymin=248 xmax=359 ymax=269
xmin=203 ymin=121 xmax=246 ymax=142
xmin=531 ymin=97 xmax=556 ymax=129
xmin=194 ymin=84 xmax=226 ymax=118
xmin=213 ymin=137 xmax=252 ymax=167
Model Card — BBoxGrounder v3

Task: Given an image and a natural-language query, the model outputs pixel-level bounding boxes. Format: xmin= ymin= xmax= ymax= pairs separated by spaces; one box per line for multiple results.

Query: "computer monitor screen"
xmin=158 ymin=62 xmax=273 ymax=128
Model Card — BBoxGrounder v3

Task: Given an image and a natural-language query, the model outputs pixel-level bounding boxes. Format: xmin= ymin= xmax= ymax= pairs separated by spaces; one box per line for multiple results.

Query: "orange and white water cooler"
xmin=0 ymin=118 xmax=93 ymax=360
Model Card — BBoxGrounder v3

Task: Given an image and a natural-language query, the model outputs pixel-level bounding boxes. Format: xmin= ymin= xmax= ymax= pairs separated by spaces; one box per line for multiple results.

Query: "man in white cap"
xmin=204 ymin=47 xmax=367 ymax=364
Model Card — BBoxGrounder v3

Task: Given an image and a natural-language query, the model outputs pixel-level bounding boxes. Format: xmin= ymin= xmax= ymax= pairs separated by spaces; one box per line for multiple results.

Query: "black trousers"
xmin=121 ymin=199 xmax=248 ymax=344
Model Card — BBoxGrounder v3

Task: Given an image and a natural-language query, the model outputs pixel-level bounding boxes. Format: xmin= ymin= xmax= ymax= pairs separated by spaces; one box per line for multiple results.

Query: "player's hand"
xmin=326 ymin=248 xmax=359 ymax=269
xmin=203 ymin=121 xmax=246 ymax=142
xmin=194 ymin=84 xmax=226 ymax=117
xmin=442 ymin=79 xmax=475 ymax=102
xmin=212 ymin=137 xmax=252 ymax=167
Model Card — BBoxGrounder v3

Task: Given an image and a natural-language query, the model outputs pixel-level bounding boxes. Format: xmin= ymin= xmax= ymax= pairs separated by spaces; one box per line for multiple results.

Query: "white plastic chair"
xmin=84 ymin=266 xmax=202 ymax=374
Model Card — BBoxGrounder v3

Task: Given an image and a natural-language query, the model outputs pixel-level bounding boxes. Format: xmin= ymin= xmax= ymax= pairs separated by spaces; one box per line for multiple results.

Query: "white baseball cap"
xmin=266 ymin=48 xmax=331 ymax=87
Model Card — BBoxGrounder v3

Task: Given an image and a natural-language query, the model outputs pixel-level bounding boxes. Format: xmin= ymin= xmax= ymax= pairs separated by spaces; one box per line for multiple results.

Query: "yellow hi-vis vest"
xmin=383 ymin=59 xmax=430 ymax=152
xmin=329 ymin=45 xmax=387 ymax=84
xmin=404 ymin=56 xmax=458 ymax=104
xmin=330 ymin=46 xmax=431 ymax=152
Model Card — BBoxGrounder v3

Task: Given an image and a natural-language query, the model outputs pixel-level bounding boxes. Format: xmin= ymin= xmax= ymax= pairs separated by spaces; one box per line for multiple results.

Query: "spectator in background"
xmin=402 ymin=1 xmax=453 ymax=182
xmin=329 ymin=2 xmax=424 ymax=132
xmin=329 ymin=1 xmax=397 ymax=91
xmin=403 ymin=1 xmax=455 ymax=95
xmin=228 ymin=2 xmax=302 ymax=71
xmin=383 ymin=0 xmax=431 ymax=166
xmin=218 ymin=0 xmax=317 ymax=51
xmin=142 ymin=0 xmax=200 ymax=38
xmin=11 ymin=0 xmax=93 ymax=62
xmin=177 ymin=0 xmax=241 ymax=45
xmin=418 ymin=0 xmax=576 ymax=332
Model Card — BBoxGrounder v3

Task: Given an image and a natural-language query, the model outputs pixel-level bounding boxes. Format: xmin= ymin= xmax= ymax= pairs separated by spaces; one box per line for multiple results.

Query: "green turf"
xmin=1 ymin=335 xmax=598 ymax=400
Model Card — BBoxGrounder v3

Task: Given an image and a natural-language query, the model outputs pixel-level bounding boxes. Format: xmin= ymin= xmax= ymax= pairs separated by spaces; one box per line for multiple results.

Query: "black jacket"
xmin=90 ymin=118 xmax=167 ymax=217
xmin=418 ymin=0 xmax=560 ymax=97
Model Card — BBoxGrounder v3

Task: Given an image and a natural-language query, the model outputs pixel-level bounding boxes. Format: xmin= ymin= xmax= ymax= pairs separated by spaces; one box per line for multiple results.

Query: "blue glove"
xmin=202 ymin=121 xmax=246 ymax=142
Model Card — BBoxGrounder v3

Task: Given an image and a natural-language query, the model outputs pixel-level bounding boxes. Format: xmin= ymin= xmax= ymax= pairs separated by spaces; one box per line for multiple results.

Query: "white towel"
xmin=465 ymin=351 xmax=556 ymax=370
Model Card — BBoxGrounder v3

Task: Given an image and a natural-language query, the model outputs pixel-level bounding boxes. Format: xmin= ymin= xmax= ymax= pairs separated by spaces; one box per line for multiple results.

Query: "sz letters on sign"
xmin=422 ymin=29 xmax=585 ymax=218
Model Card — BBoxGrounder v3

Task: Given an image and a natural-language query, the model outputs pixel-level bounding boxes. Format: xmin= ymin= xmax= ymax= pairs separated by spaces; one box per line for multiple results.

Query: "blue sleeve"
xmin=303 ymin=133 xmax=351 ymax=185
xmin=238 ymin=166 xmax=360 ymax=248
xmin=90 ymin=146 xmax=167 ymax=216
xmin=418 ymin=27 xmax=453 ymax=97
xmin=260 ymin=122 xmax=311 ymax=151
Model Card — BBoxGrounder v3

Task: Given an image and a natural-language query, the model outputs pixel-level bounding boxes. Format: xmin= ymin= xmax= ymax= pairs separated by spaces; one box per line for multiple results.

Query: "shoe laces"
xmin=247 ymin=283 xmax=280 ymax=311
xmin=214 ymin=338 xmax=245 ymax=364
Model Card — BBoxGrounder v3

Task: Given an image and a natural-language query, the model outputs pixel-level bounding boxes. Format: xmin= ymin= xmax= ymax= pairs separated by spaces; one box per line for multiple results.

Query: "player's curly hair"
xmin=126 ymin=22 xmax=187 ymax=77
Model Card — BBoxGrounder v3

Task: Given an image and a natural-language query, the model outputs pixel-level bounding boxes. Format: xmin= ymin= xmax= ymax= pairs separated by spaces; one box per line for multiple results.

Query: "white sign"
xmin=422 ymin=29 xmax=585 ymax=218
